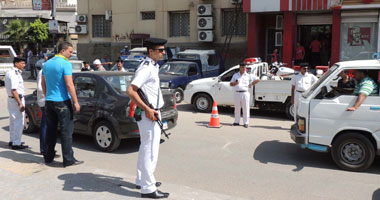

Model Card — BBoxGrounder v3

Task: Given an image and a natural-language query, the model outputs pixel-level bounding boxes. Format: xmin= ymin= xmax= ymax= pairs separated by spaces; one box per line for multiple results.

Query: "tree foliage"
xmin=28 ymin=19 xmax=49 ymax=44
xmin=2 ymin=19 xmax=30 ymax=55
xmin=3 ymin=19 xmax=29 ymax=41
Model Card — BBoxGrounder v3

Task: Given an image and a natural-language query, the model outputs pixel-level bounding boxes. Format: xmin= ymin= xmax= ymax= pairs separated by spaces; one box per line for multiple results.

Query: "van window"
xmin=315 ymin=68 xmax=380 ymax=99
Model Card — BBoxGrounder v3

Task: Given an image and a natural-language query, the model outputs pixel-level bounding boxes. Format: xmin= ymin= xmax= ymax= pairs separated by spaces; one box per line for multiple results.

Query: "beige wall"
xmin=78 ymin=0 xmax=246 ymax=44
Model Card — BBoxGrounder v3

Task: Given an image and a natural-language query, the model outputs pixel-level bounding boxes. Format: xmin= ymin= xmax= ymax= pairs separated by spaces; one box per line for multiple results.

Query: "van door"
xmin=308 ymin=70 xmax=380 ymax=145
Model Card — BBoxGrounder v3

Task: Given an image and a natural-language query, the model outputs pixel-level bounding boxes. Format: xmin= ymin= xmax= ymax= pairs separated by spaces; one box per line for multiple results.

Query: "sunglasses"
xmin=154 ymin=48 xmax=166 ymax=53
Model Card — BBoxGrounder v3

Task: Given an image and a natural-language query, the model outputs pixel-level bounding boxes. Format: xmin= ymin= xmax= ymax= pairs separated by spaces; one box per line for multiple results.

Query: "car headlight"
xmin=160 ymin=82 xmax=170 ymax=88
xmin=298 ymin=117 xmax=305 ymax=133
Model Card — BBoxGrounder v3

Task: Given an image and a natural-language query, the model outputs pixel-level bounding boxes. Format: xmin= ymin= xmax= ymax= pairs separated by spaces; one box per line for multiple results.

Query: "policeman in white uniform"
xmin=230 ymin=63 xmax=259 ymax=128
xmin=5 ymin=57 xmax=29 ymax=149
xmin=126 ymin=38 xmax=169 ymax=199
xmin=291 ymin=64 xmax=318 ymax=123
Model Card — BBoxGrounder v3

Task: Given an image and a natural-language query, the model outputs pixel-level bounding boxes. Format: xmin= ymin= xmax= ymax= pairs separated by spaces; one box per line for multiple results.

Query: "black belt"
xmin=236 ymin=91 xmax=247 ymax=93
xmin=9 ymin=95 xmax=24 ymax=99
xmin=296 ymin=90 xmax=304 ymax=93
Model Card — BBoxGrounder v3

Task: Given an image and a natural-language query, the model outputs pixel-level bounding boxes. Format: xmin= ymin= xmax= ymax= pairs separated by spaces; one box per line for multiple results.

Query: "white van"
xmin=290 ymin=59 xmax=380 ymax=171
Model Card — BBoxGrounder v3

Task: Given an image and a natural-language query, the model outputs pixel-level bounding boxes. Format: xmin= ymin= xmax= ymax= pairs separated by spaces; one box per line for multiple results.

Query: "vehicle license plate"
xmin=162 ymin=121 xmax=168 ymax=130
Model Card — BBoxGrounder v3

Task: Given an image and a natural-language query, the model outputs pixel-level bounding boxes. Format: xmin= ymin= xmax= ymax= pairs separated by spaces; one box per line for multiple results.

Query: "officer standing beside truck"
xmin=230 ymin=63 xmax=259 ymax=128
xmin=126 ymin=38 xmax=169 ymax=199
xmin=291 ymin=64 xmax=318 ymax=124
xmin=5 ymin=57 xmax=29 ymax=149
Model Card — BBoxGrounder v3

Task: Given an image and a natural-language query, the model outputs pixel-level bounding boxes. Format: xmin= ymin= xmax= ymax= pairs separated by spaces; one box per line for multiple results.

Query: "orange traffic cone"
xmin=208 ymin=101 xmax=221 ymax=128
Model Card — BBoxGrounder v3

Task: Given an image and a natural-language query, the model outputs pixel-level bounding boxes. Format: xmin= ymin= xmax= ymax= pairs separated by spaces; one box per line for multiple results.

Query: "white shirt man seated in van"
xmin=347 ymin=69 xmax=378 ymax=111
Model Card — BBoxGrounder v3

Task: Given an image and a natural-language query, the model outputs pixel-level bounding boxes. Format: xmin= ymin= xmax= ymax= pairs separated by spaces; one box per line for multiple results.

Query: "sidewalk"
xmin=0 ymin=146 xmax=247 ymax=200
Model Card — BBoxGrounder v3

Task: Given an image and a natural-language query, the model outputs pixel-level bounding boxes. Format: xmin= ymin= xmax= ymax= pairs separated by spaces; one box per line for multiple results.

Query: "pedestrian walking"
xmin=114 ymin=59 xmax=126 ymax=72
xmin=291 ymin=64 xmax=318 ymax=124
xmin=230 ymin=63 xmax=260 ymax=128
xmin=93 ymin=59 xmax=106 ymax=71
xmin=41 ymin=41 xmax=83 ymax=167
xmin=126 ymin=38 xmax=169 ymax=199
xmin=294 ymin=42 xmax=305 ymax=65
xmin=5 ymin=57 xmax=29 ymax=149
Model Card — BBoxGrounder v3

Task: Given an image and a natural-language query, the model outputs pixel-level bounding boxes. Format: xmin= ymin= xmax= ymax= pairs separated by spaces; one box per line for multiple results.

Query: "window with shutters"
xmin=169 ymin=11 xmax=190 ymax=37
xmin=141 ymin=12 xmax=155 ymax=20
xmin=92 ymin=15 xmax=111 ymax=37
xmin=222 ymin=9 xmax=246 ymax=36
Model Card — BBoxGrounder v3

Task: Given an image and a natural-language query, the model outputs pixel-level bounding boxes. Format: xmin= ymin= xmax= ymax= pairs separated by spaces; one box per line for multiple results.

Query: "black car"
xmin=24 ymin=71 xmax=178 ymax=152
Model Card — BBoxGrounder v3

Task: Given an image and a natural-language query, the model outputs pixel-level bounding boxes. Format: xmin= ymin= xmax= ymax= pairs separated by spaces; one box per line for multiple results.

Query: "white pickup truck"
xmin=0 ymin=45 xmax=17 ymax=85
xmin=184 ymin=62 xmax=294 ymax=119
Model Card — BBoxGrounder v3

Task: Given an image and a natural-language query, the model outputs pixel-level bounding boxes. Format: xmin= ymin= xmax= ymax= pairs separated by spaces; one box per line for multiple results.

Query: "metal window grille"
xmin=92 ymin=15 xmax=111 ymax=37
xmin=142 ymin=12 xmax=155 ymax=20
xmin=222 ymin=9 xmax=246 ymax=36
xmin=169 ymin=11 xmax=190 ymax=37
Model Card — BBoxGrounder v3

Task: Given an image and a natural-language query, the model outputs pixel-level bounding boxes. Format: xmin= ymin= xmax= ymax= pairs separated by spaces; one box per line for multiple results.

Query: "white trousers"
xmin=8 ymin=98 xmax=25 ymax=145
xmin=234 ymin=91 xmax=250 ymax=125
xmin=136 ymin=111 xmax=161 ymax=194
xmin=293 ymin=91 xmax=301 ymax=123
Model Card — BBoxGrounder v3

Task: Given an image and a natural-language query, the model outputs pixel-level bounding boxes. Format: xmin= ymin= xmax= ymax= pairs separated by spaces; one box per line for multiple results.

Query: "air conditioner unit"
xmin=231 ymin=0 xmax=242 ymax=4
xmin=197 ymin=4 xmax=212 ymax=16
xmin=197 ymin=17 xmax=213 ymax=29
xmin=75 ymin=25 xmax=87 ymax=34
xmin=105 ymin=10 xmax=112 ymax=21
xmin=276 ymin=15 xmax=283 ymax=30
xmin=275 ymin=32 xmax=282 ymax=46
xmin=58 ymin=25 xmax=67 ymax=34
xmin=198 ymin=30 xmax=213 ymax=42
xmin=76 ymin=14 xmax=87 ymax=23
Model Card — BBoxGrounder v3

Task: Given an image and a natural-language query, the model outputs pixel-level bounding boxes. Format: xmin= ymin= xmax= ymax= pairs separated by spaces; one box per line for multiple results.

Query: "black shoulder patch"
xmin=143 ymin=61 xmax=150 ymax=66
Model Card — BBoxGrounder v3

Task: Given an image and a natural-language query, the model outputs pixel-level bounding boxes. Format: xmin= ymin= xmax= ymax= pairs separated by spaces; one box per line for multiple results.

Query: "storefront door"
xmin=297 ymin=25 xmax=332 ymax=66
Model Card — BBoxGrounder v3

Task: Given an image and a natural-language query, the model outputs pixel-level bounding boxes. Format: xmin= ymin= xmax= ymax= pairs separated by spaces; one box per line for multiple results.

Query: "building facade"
xmin=0 ymin=0 xmax=77 ymax=51
xmin=243 ymin=0 xmax=380 ymax=67
xmin=77 ymin=0 xmax=247 ymax=67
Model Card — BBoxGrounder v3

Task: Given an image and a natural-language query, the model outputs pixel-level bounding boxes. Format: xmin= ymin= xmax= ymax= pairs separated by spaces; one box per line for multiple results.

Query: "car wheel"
xmin=24 ymin=109 xmax=37 ymax=133
xmin=193 ymin=93 xmax=212 ymax=113
xmin=174 ymin=88 xmax=184 ymax=103
xmin=285 ymin=101 xmax=294 ymax=120
xmin=331 ymin=132 xmax=375 ymax=172
xmin=93 ymin=121 xmax=121 ymax=152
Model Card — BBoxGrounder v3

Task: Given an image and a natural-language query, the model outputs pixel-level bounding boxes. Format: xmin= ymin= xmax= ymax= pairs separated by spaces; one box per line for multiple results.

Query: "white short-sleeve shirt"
xmin=5 ymin=67 xmax=24 ymax=97
xmin=131 ymin=57 xmax=164 ymax=109
xmin=230 ymin=71 xmax=258 ymax=92
xmin=291 ymin=72 xmax=318 ymax=92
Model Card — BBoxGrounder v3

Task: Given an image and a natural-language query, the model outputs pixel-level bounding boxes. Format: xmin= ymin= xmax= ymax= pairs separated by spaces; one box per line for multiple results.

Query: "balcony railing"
xmin=1 ymin=2 xmax=76 ymax=11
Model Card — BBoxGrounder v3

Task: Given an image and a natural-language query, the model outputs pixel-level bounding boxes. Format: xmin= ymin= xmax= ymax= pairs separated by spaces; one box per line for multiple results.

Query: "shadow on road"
xmin=0 ymin=116 xmax=9 ymax=121
xmin=253 ymin=140 xmax=380 ymax=173
xmin=373 ymin=188 xmax=380 ymax=200
xmin=2 ymin=125 xmax=9 ymax=132
xmin=58 ymin=173 xmax=140 ymax=198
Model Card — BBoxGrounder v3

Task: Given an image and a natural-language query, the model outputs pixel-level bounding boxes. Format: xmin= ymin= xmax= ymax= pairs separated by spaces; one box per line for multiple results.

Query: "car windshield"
xmin=159 ymin=63 xmax=188 ymax=75
xmin=302 ymin=64 xmax=339 ymax=98
xmin=103 ymin=74 xmax=133 ymax=96
xmin=0 ymin=49 xmax=13 ymax=63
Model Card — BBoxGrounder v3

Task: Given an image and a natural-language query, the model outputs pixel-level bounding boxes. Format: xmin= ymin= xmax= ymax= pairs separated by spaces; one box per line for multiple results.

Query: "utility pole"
xmin=51 ymin=0 xmax=57 ymax=53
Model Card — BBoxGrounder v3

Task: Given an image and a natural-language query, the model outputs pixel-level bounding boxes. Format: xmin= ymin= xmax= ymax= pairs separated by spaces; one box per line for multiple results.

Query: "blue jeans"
xmin=44 ymin=100 xmax=75 ymax=165
xmin=39 ymin=106 xmax=47 ymax=154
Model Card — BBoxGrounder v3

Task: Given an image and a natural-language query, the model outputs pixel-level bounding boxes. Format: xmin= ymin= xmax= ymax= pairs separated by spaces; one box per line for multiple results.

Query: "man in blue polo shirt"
xmin=42 ymin=41 xmax=83 ymax=167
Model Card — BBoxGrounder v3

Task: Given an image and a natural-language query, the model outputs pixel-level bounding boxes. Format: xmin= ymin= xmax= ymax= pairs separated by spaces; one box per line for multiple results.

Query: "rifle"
xmin=136 ymin=89 xmax=171 ymax=139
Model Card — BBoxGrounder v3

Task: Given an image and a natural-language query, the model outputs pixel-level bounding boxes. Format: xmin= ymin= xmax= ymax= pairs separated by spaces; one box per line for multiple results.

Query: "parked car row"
xmin=23 ymin=71 xmax=178 ymax=152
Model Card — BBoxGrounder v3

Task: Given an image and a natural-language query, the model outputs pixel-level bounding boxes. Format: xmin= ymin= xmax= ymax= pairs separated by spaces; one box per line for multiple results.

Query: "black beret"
xmin=13 ymin=57 xmax=26 ymax=63
xmin=239 ymin=62 xmax=246 ymax=67
xmin=144 ymin=38 xmax=167 ymax=46
xmin=299 ymin=62 xmax=309 ymax=68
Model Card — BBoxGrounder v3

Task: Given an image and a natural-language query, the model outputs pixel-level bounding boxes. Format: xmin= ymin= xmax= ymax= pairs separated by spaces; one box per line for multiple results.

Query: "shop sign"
xmin=32 ymin=0 xmax=52 ymax=10
xmin=348 ymin=27 xmax=371 ymax=46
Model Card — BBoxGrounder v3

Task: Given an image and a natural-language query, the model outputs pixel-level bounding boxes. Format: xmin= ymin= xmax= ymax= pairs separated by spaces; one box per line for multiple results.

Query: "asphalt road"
xmin=0 ymin=78 xmax=379 ymax=200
